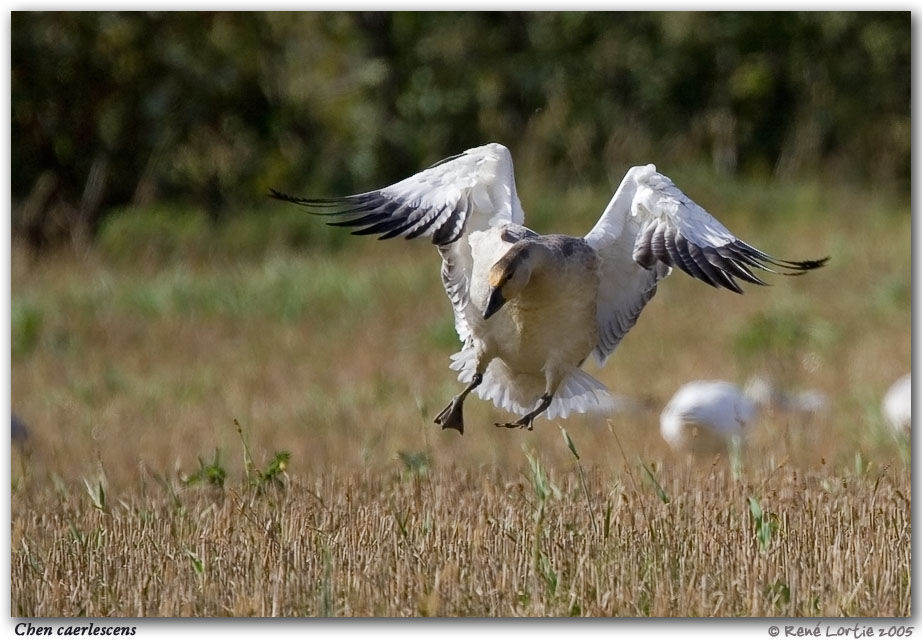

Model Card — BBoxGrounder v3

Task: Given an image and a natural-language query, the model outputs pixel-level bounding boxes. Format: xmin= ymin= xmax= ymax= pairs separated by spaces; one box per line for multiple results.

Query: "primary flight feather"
xmin=270 ymin=143 xmax=827 ymax=433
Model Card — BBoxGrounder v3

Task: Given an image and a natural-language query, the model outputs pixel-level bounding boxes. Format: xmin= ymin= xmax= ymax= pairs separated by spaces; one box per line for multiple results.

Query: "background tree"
xmin=11 ymin=11 xmax=909 ymax=252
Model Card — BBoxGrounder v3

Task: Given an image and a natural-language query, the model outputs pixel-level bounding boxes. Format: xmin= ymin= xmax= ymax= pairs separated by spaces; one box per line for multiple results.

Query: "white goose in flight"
xmin=271 ymin=143 xmax=826 ymax=433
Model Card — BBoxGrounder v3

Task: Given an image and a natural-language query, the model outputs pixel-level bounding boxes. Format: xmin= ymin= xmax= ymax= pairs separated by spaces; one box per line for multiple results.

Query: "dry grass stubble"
xmin=12 ymin=453 xmax=910 ymax=617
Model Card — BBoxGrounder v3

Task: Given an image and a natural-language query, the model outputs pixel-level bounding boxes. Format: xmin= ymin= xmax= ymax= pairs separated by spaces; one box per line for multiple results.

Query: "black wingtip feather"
xmin=633 ymin=217 xmax=827 ymax=295
xmin=268 ymin=188 xmax=302 ymax=204
xmin=790 ymin=256 xmax=830 ymax=271
xmin=731 ymin=241 xmax=829 ymax=275
xmin=268 ymin=189 xmax=378 ymax=210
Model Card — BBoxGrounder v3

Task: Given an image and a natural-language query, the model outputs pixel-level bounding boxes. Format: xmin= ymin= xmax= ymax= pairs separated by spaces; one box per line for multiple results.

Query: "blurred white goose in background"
xmin=660 ymin=380 xmax=757 ymax=452
xmin=660 ymin=376 xmax=829 ymax=453
xmin=743 ymin=374 xmax=829 ymax=415
xmin=785 ymin=388 xmax=829 ymax=414
xmin=882 ymin=373 xmax=911 ymax=433
xmin=272 ymin=143 xmax=826 ymax=434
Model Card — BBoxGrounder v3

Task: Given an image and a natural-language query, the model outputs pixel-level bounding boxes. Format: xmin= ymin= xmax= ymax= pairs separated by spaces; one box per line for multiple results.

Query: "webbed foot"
xmin=494 ymin=393 xmax=552 ymax=432
xmin=434 ymin=398 xmax=465 ymax=433
xmin=494 ymin=419 xmax=535 ymax=431
xmin=433 ymin=373 xmax=483 ymax=435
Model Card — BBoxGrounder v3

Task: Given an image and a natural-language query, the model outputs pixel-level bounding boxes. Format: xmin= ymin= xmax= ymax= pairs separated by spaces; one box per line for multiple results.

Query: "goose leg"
xmin=434 ymin=373 xmax=483 ymax=434
xmin=495 ymin=393 xmax=553 ymax=431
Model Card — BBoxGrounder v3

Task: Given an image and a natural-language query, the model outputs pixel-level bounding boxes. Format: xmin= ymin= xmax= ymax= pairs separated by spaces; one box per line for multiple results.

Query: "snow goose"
xmin=660 ymin=380 xmax=757 ymax=452
xmin=271 ymin=143 xmax=826 ymax=433
xmin=742 ymin=375 xmax=829 ymax=415
xmin=658 ymin=376 xmax=826 ymax=453
xmin=882 ymin=373 xmax=911 ymax=433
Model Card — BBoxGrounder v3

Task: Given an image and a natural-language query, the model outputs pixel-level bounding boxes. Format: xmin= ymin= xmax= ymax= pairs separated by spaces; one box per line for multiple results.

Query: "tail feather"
xmin=550 ymin=369 xmax=615 ymax=419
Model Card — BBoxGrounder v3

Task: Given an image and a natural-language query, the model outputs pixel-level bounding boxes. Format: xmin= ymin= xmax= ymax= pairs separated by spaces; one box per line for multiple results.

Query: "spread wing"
xmin=585 ymin=164 xmax=828 ymax=365
xmin=270 ymin=142 xmax=525 ymax=343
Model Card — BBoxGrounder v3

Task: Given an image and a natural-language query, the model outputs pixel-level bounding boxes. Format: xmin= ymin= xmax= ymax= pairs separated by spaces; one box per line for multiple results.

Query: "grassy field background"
xmin=10 ymin=171 xmax=911 ymax=617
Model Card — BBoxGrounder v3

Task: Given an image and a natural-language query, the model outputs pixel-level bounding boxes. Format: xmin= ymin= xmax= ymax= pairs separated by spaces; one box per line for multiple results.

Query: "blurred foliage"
xmin=96 ymin=203 xmax=348 ymax=264
xmin=11 ymin=11 xmax=909 ymax=251
xmin=11 ymin=302 xmax=43 ymax=358
xmin=732 ymin=303 xmax=840 ymax=382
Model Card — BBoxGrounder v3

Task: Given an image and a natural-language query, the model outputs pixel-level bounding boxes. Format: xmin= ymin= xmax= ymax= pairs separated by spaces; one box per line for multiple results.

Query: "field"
xmin=10 ymin=172 xmax=911 ymax=617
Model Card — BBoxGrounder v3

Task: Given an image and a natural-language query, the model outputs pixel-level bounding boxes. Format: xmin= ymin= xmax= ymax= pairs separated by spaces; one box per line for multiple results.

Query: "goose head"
xmin=483 ymin=243 xmax=537 ymax=319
